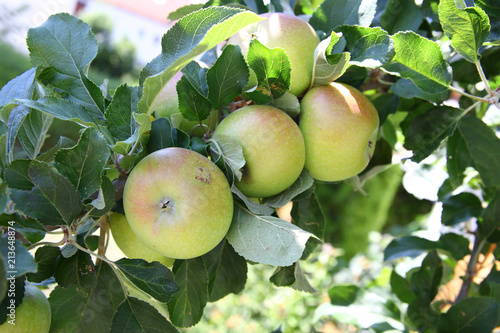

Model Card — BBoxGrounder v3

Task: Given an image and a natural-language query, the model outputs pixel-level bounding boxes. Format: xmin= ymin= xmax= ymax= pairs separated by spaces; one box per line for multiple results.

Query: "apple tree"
xmin=0 ymin=0 xmax=500 ymax=332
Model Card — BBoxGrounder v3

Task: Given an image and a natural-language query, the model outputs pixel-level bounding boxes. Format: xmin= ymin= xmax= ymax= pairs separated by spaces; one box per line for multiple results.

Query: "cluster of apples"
xmin=115 ymin=13 xmax=379 ymax=264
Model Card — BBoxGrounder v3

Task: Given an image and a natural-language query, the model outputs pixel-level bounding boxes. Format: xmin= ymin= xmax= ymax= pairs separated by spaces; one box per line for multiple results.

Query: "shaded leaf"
xmin=7 ymin=160 xmax=83 ymax=226
xmin=264 ymin=170 xmax=314 ymax=208
xmin=336 ymin=25 xmax=394 ymax=68
xmin=176 ymin=75 xmax=212 ymax=122
xmin=49 ymin=262 xmax=125 ymax=333
xmin=410 ymin=251 xmax=442 ymax=302
xmin=54 ymin=249 xmax=97 ymax=295
xmin=310 ymin=0 xmax=377 ymax=33
xmin=438 ymin=297 xmax=499 ymax=333
xmin=329 ymin=284 xmax=360 ymax=306
xmin=104 ymin=84 xmax=138 ymax=142
xmin=202 ymin=239 xmax=247 ymax=302
xmin=26 ymin=245 xmax=61 ymax=283
xmin=456 ymin=115 xmax=500 ymax=188
xmin=390 ymin=270 xmax=416 ymax=303
xmin=380 ymin=0 xmax=424 ymax=34
xmin=441 ymin=192 xmax=483 ymax=226
xmin=54 ymin=127 xmax=110 ymax=199
xmin=210 ymin=133 xmax=246 ymax=181
xmin=115 ymin=258 xmax=179 ymax=304
xmin=18 ymin=109 xmax=53 ymax=159
xmin=110 ymin=297 xmax=179 ymax=333
xmin=446 ymin=127 xmax=472 ymax=189
xmin=0 ymin=238 xmax=37 ymax=278
xmin=384 ymin=236 xmax=437 ymax=261
xmin=168 ymin=258 xmax=208 ymax=328
xmin=404 ymin=106 xmax=463 ymax=163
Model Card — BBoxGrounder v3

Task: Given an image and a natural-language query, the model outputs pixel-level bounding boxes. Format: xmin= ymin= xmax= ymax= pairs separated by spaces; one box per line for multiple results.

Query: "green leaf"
xmin=384 ymin=236 xmax=437 ymax=261
xmin=438 ymin=297 xmax=499 ymax=333
xmin=226 ymin=204 xmax=317 ymax=266
xmin=380 ymin=0 xmax=424 ymax=34
xmin=230 ymin=185 xmax=275 ymax=216
xmin=17 ymin=97 xmax=100 ymax=127
xmin=264 ymin=170 xmax=315 ymax=208
xmin=391 ymin=77 xmax=449 ymax=103
xmin=146 ymin=117 xmax=190 ymax=153
xmin=181 ymin=61 xmax=209 ymax=98
xmin=87 ymin=175 xmax=116 ymax=218
xmin=167 ymin=3 xmax=205 ymax=21
xmin=115 ymin=258 xmax=179 ymax=304
xmin=275 ymin=92 xmax=301 ymax=118
xmin=410 ymin=251 xmax=442 ymax=302
xmin=291 ymin=262 xmax=317 ymax=293
xmin=26 ymin=246 xmax=61 ymax=283
xmin=1 ymin=67 xmax=40 ymax=163
xmin=310 ymin=0 xmax=377 ymax=33
xmin=49 ymin=262 xmax=125 ymax=333
xmin=476 ymin=0 xmax=500 ymax=16
xmin=138 ymin=7 xmax=262 ymax=115
xmin=437 ymin=232 xmax=471 ymax=261
xmin=336 ymin=25 xmax=394 ymax=68
xmin=441 ymin=192 xmax=483 ymax=226
xmin=8 ymin=160 xmax=83 ymax=226
xmin=54 ymin=249 xmax=97 ymax=295
xmin=202 ymin=239 xmax=247 ymax=302
xmin=291 ymin=191 xmax=325 ymax=258
xmin=27 ymin=13 xmax=104 ymax=115
xmin=112 ymin=112 xmax=152 ymax=160
xmin=478 ymin=189 xmax=500 ymax=241
xmin=0 ymin=67 xmax=38 ymax=117
xmin=383 ymin=31 xmax=452 ymax=96
xmin=456 ymin=115 xmax=500 ymax=188
xmin=17 ymin=109 xmax=53 ymax=159
xmin=210 ymin=133 xmax=246 ymax=181
xmin=54 ymin=127 xmax=110 ymax=199
xmin=270 ymin=265 xmax=296 ymax=287
xmin=329 ymin=284 xmax=360 ymax=306
xmin=0 ymin=213 xmax=46 ymax=245
xmin=207 ymin=44 xmax=249 ymax=109
xmin=404 ymin=106 xmax=463 ymax=163
xmin=110 ymin=297 xmax=179 ymax=333
xmin=0 ymin=238 xmax=37 ymax=277
xmin=36 ymin=136 xmax=76 ymax=163
xmin=390 ymin=270 xmax=416 ymax=303
xmin=446 ymin=128 xmax=472 ymax=189
xmin=438 ymin=0 xmax=491 ymax=63
xmin=105 ymin=84 xmax=138 ymax=142
xmin=0 ymin=276 xmax=25 ymax=325
xmin=245 ymin=38 xmax=291 ymax=104
xmin=176 ymin=75 xmax=212 ymax=122
xmin=311 ymin=32 xmax=351 ymax=86
xmin=168 ymin=258 xmax=208 ymax=328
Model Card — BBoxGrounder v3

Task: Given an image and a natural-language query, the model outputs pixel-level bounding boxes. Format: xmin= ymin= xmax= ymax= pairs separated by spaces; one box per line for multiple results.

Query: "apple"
xmin=0 ymin=284 xmax=51 ymax=333
xmin=123 ymin=147 xmax=233 ymax=259
xmin=299 ymin=82 xmax=380 ymax=182
xmin=109 ymin=212 xmax=175 ymax=267
xmin=150 ymin=71 xmax=216 ymax=136
xmin=228 ymin=12 xmax=319 ymax=97
xmin=214 ymin=105 xmax=305 ymax=198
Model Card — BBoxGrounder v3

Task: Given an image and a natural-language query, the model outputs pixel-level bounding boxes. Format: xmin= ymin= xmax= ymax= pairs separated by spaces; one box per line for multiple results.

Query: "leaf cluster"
xmin=0 ymin=0 xmax=500 ymax=331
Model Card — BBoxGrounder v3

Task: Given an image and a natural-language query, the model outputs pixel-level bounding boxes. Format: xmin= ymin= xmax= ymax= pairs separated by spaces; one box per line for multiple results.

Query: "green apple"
xmin=228 ymin=12 xmax=319 ymax=97
xmin=214 ymin=105 xmax=305 ymax=198
xmin=0 ymin=284 xmax=51 ymax=333
xmin=299 ymin=82 xmax=380 ymax=182
xmin=150 ymin=71 xmax=216 ymax=136
xmin=109 ymin=212 xmax=175 ymax=267
xmin=123 ymin=147 xmax=233 ymax=259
